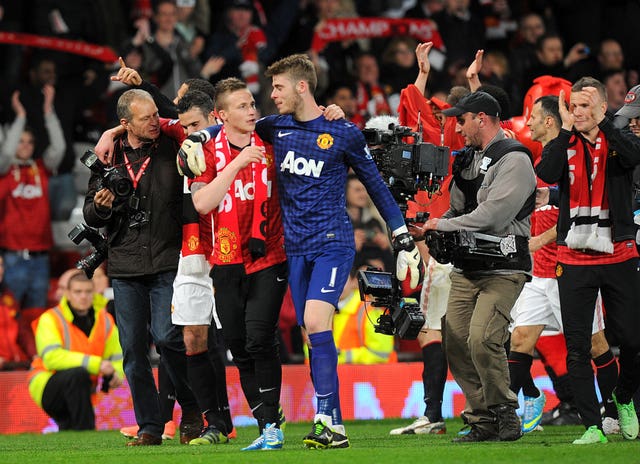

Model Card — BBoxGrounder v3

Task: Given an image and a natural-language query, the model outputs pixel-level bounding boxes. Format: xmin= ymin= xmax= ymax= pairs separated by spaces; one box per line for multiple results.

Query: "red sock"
xmin=535 ymin=333 xmax=568 ymax=377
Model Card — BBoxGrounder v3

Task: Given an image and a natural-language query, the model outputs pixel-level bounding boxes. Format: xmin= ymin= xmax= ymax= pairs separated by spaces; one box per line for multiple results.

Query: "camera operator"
xmin=83 ymin=89 xmax=201 ymax=446
xmin=422 ymin=91 xmax=537 ymax=443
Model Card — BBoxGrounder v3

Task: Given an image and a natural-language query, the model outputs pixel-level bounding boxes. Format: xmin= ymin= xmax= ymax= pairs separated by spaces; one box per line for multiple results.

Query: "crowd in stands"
xmin=2 ymin=0 xmax=640 ymax=369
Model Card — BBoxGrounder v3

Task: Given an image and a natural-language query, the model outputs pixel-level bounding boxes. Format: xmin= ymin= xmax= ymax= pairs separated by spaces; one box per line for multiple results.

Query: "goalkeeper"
xmin=177 ymin=54 xmax=424 ymax=449
xmin=421 ymin=91 xmax=536 ymax=443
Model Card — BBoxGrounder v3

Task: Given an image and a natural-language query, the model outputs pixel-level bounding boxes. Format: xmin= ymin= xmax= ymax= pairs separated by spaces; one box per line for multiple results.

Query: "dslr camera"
xmin=363 ymin=123 xmax=449 ymax=212
xmin=357 ymin=269 xmax=424 ymax=339
xmin=81 ymin=149 xmax=134 ymax=198
xmin=68 ymin=223 xmax=108 ymax=278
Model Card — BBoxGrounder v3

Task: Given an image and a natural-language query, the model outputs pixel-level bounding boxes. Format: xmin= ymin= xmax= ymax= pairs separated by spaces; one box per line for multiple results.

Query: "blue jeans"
xmin=2 ymin=251 xmax=49 ymax=309
xmin=112 ymin=271 xmax=196 ymax=436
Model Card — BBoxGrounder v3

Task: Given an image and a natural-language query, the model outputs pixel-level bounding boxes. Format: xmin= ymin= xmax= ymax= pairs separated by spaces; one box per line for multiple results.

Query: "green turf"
xmin=0 ymin=418 xmax=637 ymax=464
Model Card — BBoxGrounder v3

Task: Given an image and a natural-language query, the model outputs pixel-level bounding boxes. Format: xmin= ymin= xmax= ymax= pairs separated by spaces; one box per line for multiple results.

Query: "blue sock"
xmin=308 ymin=331 xmax=337 ymax=417
xmin=332 ymin=376 xmax=343 ymax=425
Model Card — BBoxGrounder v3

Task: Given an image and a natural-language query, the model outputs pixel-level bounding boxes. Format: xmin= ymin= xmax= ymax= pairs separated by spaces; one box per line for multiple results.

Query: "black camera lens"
xmin=112 ymin=177 xmax=134 ymax=198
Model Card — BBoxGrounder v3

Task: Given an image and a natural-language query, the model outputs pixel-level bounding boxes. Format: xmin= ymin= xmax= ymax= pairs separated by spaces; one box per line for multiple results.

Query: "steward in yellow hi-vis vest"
xmin=28 ymin=273 xmax=123 ymax=430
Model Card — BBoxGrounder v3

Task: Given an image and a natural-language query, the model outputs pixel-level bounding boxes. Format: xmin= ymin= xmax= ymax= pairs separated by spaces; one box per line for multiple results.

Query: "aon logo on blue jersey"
xmin=280 ymin=151 xmax=324 ymax=178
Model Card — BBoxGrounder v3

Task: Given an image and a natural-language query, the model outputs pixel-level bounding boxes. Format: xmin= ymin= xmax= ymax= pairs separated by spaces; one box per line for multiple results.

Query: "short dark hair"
xmin=535 ymin=33 xmax=562 ymax=52
xmin=183 ymin=78 xmax=216 ymax=101
xmin=534 ymin=95 xmax=561 ymax=128
xmin=265 ymin=54 xmax=317 ymax=94
xmin=323 ymin=80 xmax=356 ymax=105
xmin=177 ymin=90 xmax=214 ymax=117
xmin=477 ymin=84 xmax=512 ymax=120
xmin=213 ymin=77 xmax=249 ymax=111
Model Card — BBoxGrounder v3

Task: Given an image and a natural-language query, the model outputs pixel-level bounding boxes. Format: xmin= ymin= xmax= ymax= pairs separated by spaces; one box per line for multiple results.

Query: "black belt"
xmin=576 ymin=248 xmax=608 ymax=256
xmin=1 ymin=249 xmax=49 ymax=260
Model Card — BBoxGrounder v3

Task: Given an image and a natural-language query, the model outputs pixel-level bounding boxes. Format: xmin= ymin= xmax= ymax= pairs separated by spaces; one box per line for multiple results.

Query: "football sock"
xmin=308 ymin=331 xmax=338 ymax=418
xmin=422 ymin=342 xmax=447 ymax=422
xmin=593 ymin=350 xmax=619 ymax=418
xmin=508 ymin=350 xmax=539 ymax=397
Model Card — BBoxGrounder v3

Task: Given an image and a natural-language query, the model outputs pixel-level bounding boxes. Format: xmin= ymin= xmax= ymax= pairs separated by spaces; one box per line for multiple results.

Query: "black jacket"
xmin=536 ymin=117 xmax=640 ymax=244
xmin=83 ymin=133 xmax=182 ymax=278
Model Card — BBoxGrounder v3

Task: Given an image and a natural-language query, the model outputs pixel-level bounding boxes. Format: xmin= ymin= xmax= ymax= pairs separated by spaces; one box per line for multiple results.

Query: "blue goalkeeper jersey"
xmin=253 ymin=114 xmax=405 ymax=256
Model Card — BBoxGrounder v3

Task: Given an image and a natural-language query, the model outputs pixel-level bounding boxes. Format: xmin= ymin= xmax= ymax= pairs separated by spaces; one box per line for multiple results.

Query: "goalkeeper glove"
xmin=177 ymin=132 xmax=207 ymax=178
xmin=394 ymin=231 xmax=424 ymax=289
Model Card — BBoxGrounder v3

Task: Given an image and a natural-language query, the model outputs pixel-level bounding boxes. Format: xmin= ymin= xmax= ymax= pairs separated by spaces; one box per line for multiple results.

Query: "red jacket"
xmin=0 ymin=160 xmax=53 ymax=251
xmin=0 ymin=288 xmax=28 ymax=366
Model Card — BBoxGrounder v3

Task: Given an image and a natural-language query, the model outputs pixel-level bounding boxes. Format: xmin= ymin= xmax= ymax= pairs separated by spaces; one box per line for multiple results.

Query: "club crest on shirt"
xmin=317 ymin=133 xmax=334 ymax=150
xmin=217 ymin=227 xmax=239 ymax=262
xmin=555 ymin=264 xmax=563 ymax=277
xmin=265 ymin=151 xmax=274 ymax=167
xmin=187 ymin=234 xmax=200 ymax=252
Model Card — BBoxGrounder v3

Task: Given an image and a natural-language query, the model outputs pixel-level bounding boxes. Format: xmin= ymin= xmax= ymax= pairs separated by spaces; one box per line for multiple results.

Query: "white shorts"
xmin=419 ymin=258 xmax=452 ymax=330
xmin=171 ymin=254 xmax=221 ymax=328
xmin=510 ymin=276 xmax=604 ymax=335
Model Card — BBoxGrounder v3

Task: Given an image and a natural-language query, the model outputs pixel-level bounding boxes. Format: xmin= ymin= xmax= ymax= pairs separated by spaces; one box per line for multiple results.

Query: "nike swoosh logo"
xmin=258 ymin=387 xmax=275 ymax=393
xmin=320 ymin=287 xmax=335 ymax=293
xmin=276 ymin=277 xmax=286 ymax=282
xmin=278 ymin=131 xmax=293 ymax=138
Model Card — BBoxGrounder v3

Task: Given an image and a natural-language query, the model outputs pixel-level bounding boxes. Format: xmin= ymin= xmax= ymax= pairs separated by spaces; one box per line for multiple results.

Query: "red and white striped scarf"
xmin=213 ymin=126 xmax=268 ymax=265
xmin=565 ymin=131 xmax=613 ymax=253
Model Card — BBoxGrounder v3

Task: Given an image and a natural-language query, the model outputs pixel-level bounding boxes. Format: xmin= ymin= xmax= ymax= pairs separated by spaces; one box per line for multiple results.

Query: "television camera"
xmin=362 ymin=122 xmax=449 ymax=214
xmin=425 ymin=230 xmax=530 ymax=271
xmin=357 ymin=269 xmax=424 ymax=340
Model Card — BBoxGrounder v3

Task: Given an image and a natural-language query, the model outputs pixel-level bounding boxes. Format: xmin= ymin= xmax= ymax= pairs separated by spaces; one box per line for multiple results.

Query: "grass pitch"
xmin=1 ymin=418 xmax=638 ymax=464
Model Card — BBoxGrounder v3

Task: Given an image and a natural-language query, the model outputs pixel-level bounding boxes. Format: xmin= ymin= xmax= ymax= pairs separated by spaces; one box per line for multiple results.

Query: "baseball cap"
xmin=227 ymin=0 xmax=253 ymax=9
xmin=442 ymin=91 xmax=501 ymax=118
xmin=615 ymin=85 xmax=640 ymax=119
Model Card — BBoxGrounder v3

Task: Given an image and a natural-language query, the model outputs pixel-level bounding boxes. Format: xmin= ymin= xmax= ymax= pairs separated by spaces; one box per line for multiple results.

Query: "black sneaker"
xmin=491 ymin=404 xmax=523 ymax=441
xmin=329 ymin=430 xmax=350 ymax=449
xmin=303 ymin=421 xmax=333 ymax=449
xmin=540 ymin=401 xmax=582 ymax=426
xmin=452 ymin=425 xmax=499 ymax=443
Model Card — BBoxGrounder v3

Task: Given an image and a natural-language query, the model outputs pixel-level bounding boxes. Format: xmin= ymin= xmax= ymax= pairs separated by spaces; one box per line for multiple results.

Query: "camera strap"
xmin=453 ymin=138 xmax=535 ymax=219
xmin=124 ymin=154 xmax=151 ymax=189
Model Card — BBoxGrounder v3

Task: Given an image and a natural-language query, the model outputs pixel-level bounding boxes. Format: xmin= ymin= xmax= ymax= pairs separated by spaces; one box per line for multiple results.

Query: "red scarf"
xmin=213 ymin=126 xmax=268 ymax=265
xmin=356 ymin=81 xmax=391 ymax=119
xmin=565 ymin=131 xmax=613 ymax=253
xmin=238 ymin=26 xmax=266 ymax=94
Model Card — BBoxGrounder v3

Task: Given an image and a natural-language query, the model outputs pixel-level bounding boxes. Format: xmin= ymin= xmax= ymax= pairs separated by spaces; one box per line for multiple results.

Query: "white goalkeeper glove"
xmin=393 ymin=229 xmax=424 ymax=290
xmin=177 ymin=132 xmax=208 ymax=178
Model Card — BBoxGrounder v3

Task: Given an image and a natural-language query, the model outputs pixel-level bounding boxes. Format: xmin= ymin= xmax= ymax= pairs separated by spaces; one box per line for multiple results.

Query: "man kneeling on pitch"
xmin=28 ymin=272 xmax=123 ymax=430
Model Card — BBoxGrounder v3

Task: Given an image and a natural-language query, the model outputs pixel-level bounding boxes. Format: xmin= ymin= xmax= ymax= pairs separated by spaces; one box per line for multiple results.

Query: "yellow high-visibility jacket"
xmin=28 ymin=294 xmax=123 ymax=407
xmin=333 ymin=291 xmax=396 ymax=364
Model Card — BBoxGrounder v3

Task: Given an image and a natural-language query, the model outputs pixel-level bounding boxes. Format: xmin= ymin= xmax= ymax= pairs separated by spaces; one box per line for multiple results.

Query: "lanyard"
xmin=123 ymin=154 xmax=150 ymax=189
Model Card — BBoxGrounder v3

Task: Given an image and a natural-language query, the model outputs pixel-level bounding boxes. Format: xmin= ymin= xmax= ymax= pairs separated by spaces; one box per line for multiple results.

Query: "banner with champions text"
xmin=311 ymin=17 xmax=445 ymax=53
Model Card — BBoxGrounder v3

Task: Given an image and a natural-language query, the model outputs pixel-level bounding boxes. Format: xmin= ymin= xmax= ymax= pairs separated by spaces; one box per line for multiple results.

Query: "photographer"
xmin=28 ymin=273 xmax=123 ymax=430
xmin=422 ymin=91 xmax=537 ymax=443
xmin=83 ymin=89 xmax=201 ymax=446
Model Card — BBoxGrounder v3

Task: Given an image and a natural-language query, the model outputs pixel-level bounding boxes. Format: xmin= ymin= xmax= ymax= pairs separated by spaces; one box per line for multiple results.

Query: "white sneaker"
xmin=389 ymin=416 xmax=446 ymax=435
xmin=602 ymin=417 xmax=620 ymax=435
